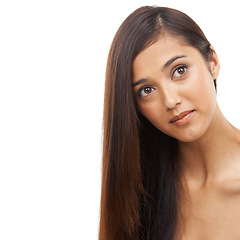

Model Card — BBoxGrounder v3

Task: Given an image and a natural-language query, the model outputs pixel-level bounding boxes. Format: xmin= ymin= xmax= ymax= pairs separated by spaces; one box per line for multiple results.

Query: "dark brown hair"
xmin=99 ymin=6 xmax=214 ymax=240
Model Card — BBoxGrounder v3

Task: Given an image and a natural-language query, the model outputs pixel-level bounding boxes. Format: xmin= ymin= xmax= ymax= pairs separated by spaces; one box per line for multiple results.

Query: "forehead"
xmin=132 ymin=34 xmax=202 ymax=79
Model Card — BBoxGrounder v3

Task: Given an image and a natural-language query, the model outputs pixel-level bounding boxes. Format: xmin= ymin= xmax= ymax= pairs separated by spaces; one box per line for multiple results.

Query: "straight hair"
xmin=99 ymin=6 xmax=214 ymax=240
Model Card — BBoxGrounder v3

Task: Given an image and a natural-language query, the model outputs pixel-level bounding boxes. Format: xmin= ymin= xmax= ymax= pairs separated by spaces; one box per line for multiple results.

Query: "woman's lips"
xmin=169 ymin=110 xmax=195 ymax=126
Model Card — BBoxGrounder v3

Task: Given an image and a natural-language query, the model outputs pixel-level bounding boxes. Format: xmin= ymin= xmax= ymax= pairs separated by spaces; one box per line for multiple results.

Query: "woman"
xmin=99 ymin=6 xmax=240 ymax=240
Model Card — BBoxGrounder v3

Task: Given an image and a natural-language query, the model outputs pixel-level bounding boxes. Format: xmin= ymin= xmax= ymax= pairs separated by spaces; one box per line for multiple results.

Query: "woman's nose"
xmin=161 ymin=85 xmax=182 ymax=110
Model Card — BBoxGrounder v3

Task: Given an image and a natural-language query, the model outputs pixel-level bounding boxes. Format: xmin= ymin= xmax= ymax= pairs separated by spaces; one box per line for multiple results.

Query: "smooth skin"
xmin=133 ymin=33 xmax=240 ymax=240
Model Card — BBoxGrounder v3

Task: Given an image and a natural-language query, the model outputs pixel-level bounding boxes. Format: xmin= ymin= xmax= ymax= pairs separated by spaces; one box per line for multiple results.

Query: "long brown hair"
xmin=99 ymin=6 xmax=214 ymax=240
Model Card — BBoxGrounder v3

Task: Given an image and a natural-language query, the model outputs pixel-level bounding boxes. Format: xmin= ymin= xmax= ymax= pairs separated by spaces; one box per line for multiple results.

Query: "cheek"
xmin=182 ymin=67 xmax=216 ymax=108
xmin=138 ymin=101 xmax=171 ymax=134
xmin=139 ymin=101 xmax=161 ymax=118
xmin=195 ymin=78 xmax=216 ymax=110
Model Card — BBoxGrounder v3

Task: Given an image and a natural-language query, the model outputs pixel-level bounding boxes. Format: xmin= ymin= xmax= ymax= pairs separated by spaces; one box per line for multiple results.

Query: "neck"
xmin=177 ymin=104 xmax=240 ymax=185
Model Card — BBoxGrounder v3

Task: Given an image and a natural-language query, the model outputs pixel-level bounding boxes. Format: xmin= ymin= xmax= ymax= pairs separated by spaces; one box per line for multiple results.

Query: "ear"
xmin=209 ymin=46 xmax=220 ymax=79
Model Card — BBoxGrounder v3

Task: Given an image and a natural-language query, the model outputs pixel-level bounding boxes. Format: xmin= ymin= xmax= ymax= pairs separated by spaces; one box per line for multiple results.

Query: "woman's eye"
xmin=137 ymin=86 xmax=154 ymax=97
xmin=172 ymin=65 xmax=187 ymax=79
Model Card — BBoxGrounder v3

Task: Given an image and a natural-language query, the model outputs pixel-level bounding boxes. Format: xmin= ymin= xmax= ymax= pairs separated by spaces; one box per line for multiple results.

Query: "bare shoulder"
xmin=218 ymin=155 xmax=240 ymax=195
xmin=217 ymin=130 xmax=240 ymax=194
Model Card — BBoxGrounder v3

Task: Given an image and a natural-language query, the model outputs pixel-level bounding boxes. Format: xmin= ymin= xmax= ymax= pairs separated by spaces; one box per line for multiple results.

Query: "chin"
xmin=176 ymin=134 xmax=201 ymax=143
xmin=174 ymin=126 xmax=206 ymax=143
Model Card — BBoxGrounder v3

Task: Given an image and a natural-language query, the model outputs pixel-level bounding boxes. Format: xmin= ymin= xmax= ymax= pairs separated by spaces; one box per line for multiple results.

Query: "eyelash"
xmin=136 ymin=64 xmax=188 ymax=98
xmin=137 ymin=85 xmax=155 ymax=97
xmin=172 ymin=64 xmax=188 ymax=80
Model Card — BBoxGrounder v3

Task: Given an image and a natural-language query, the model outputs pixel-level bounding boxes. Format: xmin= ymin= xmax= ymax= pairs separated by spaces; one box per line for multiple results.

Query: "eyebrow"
xmin=132 ymin=55 xmax=187 ymax=87
xmin=161 ymin=55 xmax=187 ymax=72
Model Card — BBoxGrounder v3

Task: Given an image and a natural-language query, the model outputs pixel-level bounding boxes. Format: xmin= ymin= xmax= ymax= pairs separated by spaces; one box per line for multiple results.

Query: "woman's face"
xmin=132 ymin=33 xmax=220 ymax=142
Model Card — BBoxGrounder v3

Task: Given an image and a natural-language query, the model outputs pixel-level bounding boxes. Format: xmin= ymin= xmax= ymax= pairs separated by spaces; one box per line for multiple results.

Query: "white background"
xmin=0 ymin=0 xmax=239 ymax=239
